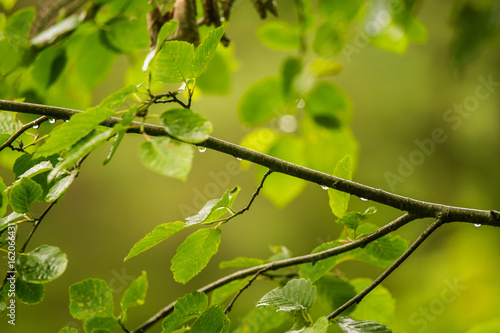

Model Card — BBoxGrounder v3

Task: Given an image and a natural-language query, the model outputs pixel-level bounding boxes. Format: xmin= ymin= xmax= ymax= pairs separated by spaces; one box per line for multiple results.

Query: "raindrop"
xmin=64 ymin=119 xmax=69 ymax=123
xmin=236 ymin=157 xmax=243 ymax=161
xmin=321 ymin=185 xmax=329 ymax=190
xmin=296 ymin=99 xmax=306 ymax=109
xmin=474 ymin=224 xmax=481 ymax=227
xmin=360 ymin=197 xmax=368 ymax=201
xmin=49 ymin=118 xmax=56 ymax=124
xmin=197 ymin=146 xmax=207 ymax=153
xmin=33 ymin=124 xmax=39 ymax=129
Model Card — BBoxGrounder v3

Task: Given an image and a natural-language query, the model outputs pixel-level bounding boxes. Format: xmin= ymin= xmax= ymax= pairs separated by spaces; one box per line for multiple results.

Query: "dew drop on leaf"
xmin=49 ymin=118 xmax=56 ymax=124
xmin=321 ymin=185 xmax=329 ymax=190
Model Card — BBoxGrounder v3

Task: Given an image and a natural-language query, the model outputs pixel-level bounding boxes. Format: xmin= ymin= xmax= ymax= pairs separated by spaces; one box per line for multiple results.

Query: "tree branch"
xmin=0 ymin=115 xmax=49 ymax=152
xmin=131 ymin=213 xmax=415 ymax=332
xmin=1 ymin=99 xmax=498 ymax=227
xmin=327 ymin=217 xmax=445 ymax=320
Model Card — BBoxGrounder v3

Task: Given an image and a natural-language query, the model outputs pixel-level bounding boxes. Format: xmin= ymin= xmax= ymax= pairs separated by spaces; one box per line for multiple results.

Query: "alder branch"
xmin=327 ymin=217 xmax=444 ymax=320
xmin=131 ymin=213 xmax=415 ymax=332
xmin=1 ymin=100 xmax=498 ymax=227
xmin=0 ymin=115 xmax=49 ymax=152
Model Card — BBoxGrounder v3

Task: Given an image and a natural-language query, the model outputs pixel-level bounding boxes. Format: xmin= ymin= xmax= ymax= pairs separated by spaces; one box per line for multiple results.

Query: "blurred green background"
xmin=1 ymin=0 xmax=500 ymax=332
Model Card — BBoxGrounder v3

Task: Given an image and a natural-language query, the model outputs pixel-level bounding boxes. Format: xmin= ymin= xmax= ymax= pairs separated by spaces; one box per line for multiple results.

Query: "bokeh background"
xmin=1 ymin=0 xmax=500 ymax=332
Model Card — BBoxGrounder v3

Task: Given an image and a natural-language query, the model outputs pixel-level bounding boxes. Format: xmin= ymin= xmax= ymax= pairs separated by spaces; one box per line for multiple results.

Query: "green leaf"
xmin=105 ymin=17 xmax=149 ymax=53
xmin=69 ymin=278 xmax=114 ymax=320
xmin=160 ymin=109 xmax=213 ymax=144
xmin=58 ymin=327 xmax=79 ymax=333
xmin=257 ymin=278 xmax=316 ymax=311
xmin=99 ymin=85 xmax=138 ymax=110
xmin=257 ymin=21 xmax=301 ymax=50
xmin=156 ymin=41 xmax=195 ymax=83
xmin=337 ymin=207 xmax=377 ymax=229
xmin=124 ymin=221 xmax=185 ymax=262
xmin=233 ymin=306 xmax=287 ymax=333
xmin=139 ymin=137 xmax=193 ymax=181
xmin=349 ymin=278 xmax=395 ymax=325
xmin=185 ymin=187 xmax=240 ymax=226
xmin=305 ymin=82 xmax=351 ymax=130
xmin=328 ymin=155 xmax=353 ymax=218
xmin=190 ymin=305 xmax=229 ymax=333
xmin=9 ymin=177 xmax=43 ymax=213
xmin=162 ymin=291 xmax=208 ymax=332
xmin=48 ymin=128 xmax=115 ymax=181
xmin=16 ymin=279 xmax=45 ymax=304
xmin=104 ymin=105 xmax=138 ymax=165
xmin=5 ymin=7 xmax=35 ymax=48
xmin=0 ymin=176 xmax=7 ymax=217
xmin=84 ymin=315 xmax=119 ymax=332
xmin=0 ymin=112 xmax=22 ymax=133
xmin=120 ymin=271 xmax=148 ymax=322
xmin=0 ymin=0 xmax=16 ymax=11
xmin=15 ymin=161 xmax=53 ymax=180
xmin=192 ymin=26 xmax=225 ymax=77
xmin=313 ymin=22 xmax=344 ymax=58
xmin=0 ymin=212 xmax=24 ymax=233
xmin=171 ymin=227 xmax=222 ymax=284
xmin=316 ymin=276 xmax=356 ymax=316
xmin=36 ymin=106 xmax=115 ymax=157
xmin=219 ymin=257 xmax=266 ymax=269
xmin=299 ymin=241 xmax=345 ymax=283
xmin=210 ymin=278 xmax=250 ymax=305
xmin=259 ymin=136 xmax=306 ymax=208
xmin=142 ymin=20 xmax=178 ymax=70
xmin=196 ymin=45 xmax=234 ymax=95
xmin=310 ymin=58 xmax=342 ymax=77
xmin=295 ymin=316 xmax=330 ymax=333
xmin=238 ymin=76 xmax=283 ymax=126
xmin=281 ymin=57 xmax=302 ymax=99
xmin=44 ymin=172 xmax=76 ymax=202
xmin=336 ymin=317 xmax=392 ymax=333
xmin=318 ymin=0 xmax=363 ymax=25
xmin=17 ymin=245 xmax=68 ymax=283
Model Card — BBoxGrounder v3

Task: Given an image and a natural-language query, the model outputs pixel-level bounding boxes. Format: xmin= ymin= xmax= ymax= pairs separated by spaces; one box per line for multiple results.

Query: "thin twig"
xmin=20 ymin=200 xmax=58 ymax=253
xmin=224 ymin=268 xmax=265 ymax=314
xmin=131 ymin=213 xmax=415 ymax=332
xmin=1 ymin=100 xmax=496 ymax=227
xmin=326 ymin=218 xmax=445 ymax=320
xmin=0 ymin=116 xmax=49 ymax=152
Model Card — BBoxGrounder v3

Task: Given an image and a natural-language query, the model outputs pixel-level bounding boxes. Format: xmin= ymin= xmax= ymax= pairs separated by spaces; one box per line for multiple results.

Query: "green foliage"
xmin=69 ymin=278 xmax=114 ymax=320
xmin=257 ymin=278 xmax=316 ymax=312
xmin=349 ymin=278 xmax=395 ymax=325
xmin=233 ymin=306 xmax=287 ymax=333
xmin=17 ymin=245 xmax=68 ymax=283
xmin=185 ymin=187 xmax=240 ymax=226
xmin=171 ymin=227 xmax=222 ymax=283
xmin=162 ymin=291 xmax=208 ymax=332
xmin=160 ymin=109 xmax=212 ymax=144
xmin=238 ymin=76 xmax=283 ymax=126
xmin=336 ymin=317 xmax=392 ymax=332
xmin=16 ymin=279 xmax=45 ymax=304
xmin=120 ymin=271 xmax=148 ymax=322
xmin=257 ymin=21 xmax=301 ymax=50
xmin=190 ymin=305 xmax=230 ymax=332
xmin=9 ymin=177 xmax=42 ymax=213
xmin=328 ymin=156 xmax=353 ymax=218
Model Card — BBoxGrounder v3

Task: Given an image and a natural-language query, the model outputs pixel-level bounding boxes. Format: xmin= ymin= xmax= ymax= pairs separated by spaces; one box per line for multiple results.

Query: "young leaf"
xmin=36 ymin=107 xmax=115 ymax=157
xmin=142 ymin=20 xmax=179 ymax=71
xmin=9 ymin=177 xmax=43 ymax=213
xmin=337 ymin=207 xmax=377 ymax=230
xmin=185 ymin=187 xmax=240 ymax=226
xmin=48 ymin=128 xmax=115 ymax=181
xmin=17 ymin=245 xmax=68 ymax=284
xmin=160 ymin=109 xmax=213 ymax=144
xmin=219 ymin=257 xmax=266 ymax=269
xmin=233 ymin=306 xmax=287 ymax=333
xmin=103 ymin=105 xmax=138 ymax=165
xmin=190 ymin=305 xmax=230 ymax=333
xmin=14 ymin=161 xmax=53 ymax=180
xmin=257 ymin=21 xmax=301 ymax=50
xmin=305 ymin=82 xmax=352 ymax=130
xmin=349 ymin=278 xmax=395 ymax=325
xmin=84 ymin=315 xmax=119 ymax=332
xmin=156 ymin=41 xmax=195 ymax=83
xmin=0 ymin=111 xmax=22 ymax=133
xmin=257 ymin=278 xmax=316 ymax=311
xmin=0 ymin=177 xmax=7 ymax=217
xmin=139 ymin=137 xmax=193 ymax=181
xmin=192 ymin=26 xmax=225 ymax=77
xmin=336 ymin=317 xmax=392 ymax=333
xmin=0 ymin=212 xmax=24 ymax=233
xmin=120 ymin=271 xmax=148 ymax=322
xmin=295 ymin=316 xmax=330 ymax=333
xmin=312 ymin=22 xmax=344 ymax=58
xmin=171 ymin=227 xmax=222 ymax=284
xmin=105 ymin=17 xmax=149 ymax=53
xmin=44 ymin=171 xmax=76 ymax=202
xmin=99 ymin=85 xmax=138 ymax=110
xmin=328 ymin=155 xmax=353 ymax=218
xmin=124 ymin=221 xmax=185 ymax=262
xmin=162 ymin=291 xmax=208 ymax=332
xmin=238 ymin=76 xmax=283 ymax=126
xmin=69 ymin=278 xmax=114 ymax=320
xmin=16 ymin=279 xmax=45 ymax=304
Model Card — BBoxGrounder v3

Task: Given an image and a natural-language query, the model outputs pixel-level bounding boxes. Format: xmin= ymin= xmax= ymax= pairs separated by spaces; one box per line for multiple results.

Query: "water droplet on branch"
xmin=360 ymin=197 xmax=368 ymax=201
xmin=33 ymin=124 xmax=39 ymax=129
xmin=321 ymin=185 xmax=329 ymax=190
xmin=474 ymin=224 xmax=481 ymax=227
xmin=236 ymin=157 xmax=243 ymax=161
xmin=49 ymin=118 xmax=56 ymax=124
xmin=197 ymin=146 xmax=207 ymax=153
